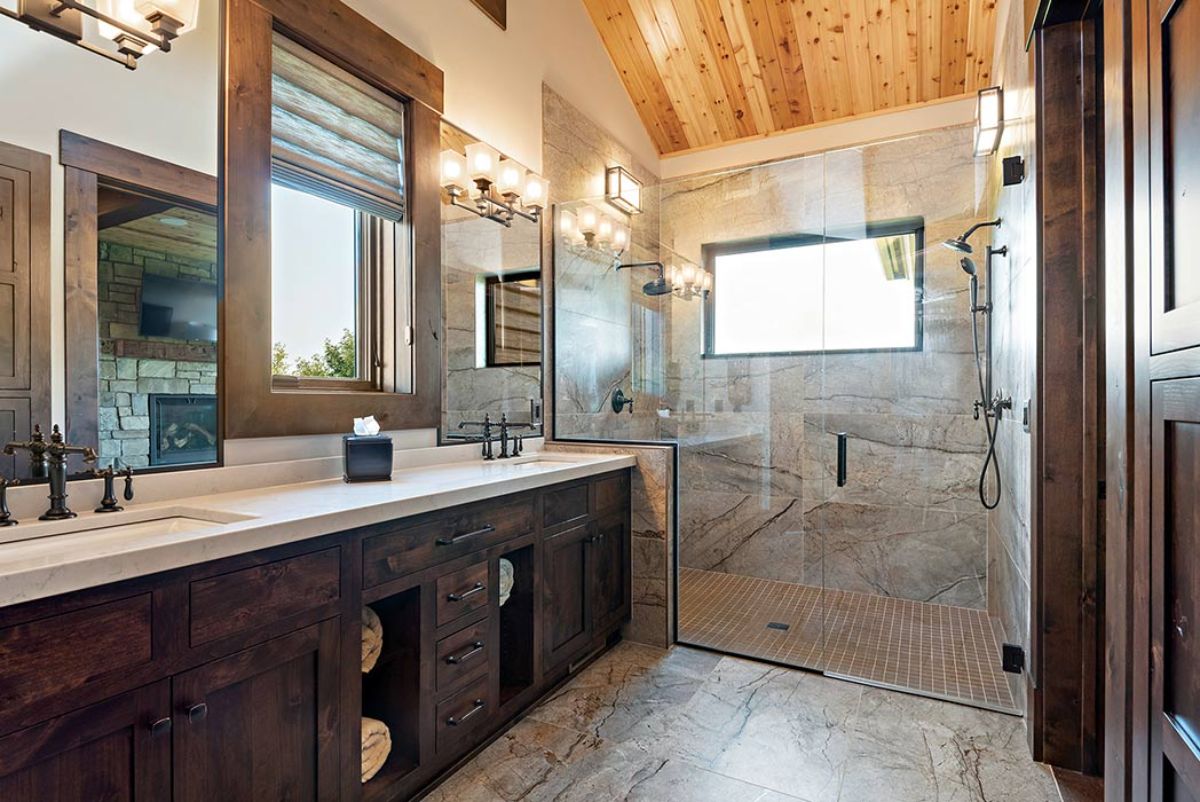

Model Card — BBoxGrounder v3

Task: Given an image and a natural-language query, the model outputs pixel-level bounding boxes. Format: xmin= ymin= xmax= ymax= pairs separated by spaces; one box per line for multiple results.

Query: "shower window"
xmin=702 ymin=219 xmax=924 ymax=356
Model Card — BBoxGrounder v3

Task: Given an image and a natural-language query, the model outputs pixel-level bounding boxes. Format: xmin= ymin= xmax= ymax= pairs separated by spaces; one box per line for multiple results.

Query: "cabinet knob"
xmin=150 ymin=717 xmax=172 ymax=737
xmin=186 ymin=702 xmax=208 ymax=724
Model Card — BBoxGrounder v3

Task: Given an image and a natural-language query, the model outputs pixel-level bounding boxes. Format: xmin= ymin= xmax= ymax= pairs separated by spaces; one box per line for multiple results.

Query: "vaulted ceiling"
xmin=581 ymin=0 xmax=999 ymax=155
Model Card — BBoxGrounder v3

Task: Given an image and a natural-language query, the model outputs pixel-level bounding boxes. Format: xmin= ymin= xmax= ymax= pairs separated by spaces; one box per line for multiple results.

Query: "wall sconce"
xmin=974 ymin=86 xmax=1004 ymax=157
xmin=558 ymin=205 xmax=628 ymax=260
xmin=1 ymin=0 xmax=198 ymax=69
xmin=440 ymin=147 xmax=547 ymax=228
xmin=605 ymin=165 xmax=643 ymax=215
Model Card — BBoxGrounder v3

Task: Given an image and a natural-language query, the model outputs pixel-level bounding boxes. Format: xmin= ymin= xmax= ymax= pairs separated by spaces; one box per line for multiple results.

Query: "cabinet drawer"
xmin=594 ymin=472 xmax=630 ymax=512
xmin=188 ymin=548 xmax=341 ymax=646
xmin=436 ymin=561 xmax=490 ymax=628
xmin=436 ymin=619 xmax=490 ymax=693
xmin=363 ymin=498 xmax=534 ymax=587
xmin=435 ymin=674 xmax=491 ymax=753
xmin=0 ymin=594 xmax=154 ymax=720
xmin=543 ymin=482 xmax=589 ymax=529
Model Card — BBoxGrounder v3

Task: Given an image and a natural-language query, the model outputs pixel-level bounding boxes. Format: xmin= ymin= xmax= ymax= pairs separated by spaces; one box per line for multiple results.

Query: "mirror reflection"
xmin=440 ymin=122 xmax=543 ymax=443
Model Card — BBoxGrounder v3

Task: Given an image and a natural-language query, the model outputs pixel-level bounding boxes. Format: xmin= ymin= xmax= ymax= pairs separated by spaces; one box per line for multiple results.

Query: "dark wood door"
xmin=542 ymin=522 xmax=593 ymax=670
xmin=0 ymin=681 xmax=170 ymax=801
xmin=1151 ymin=379 xmax=1200 ymax=801
xmin=591 ymin=511 xmax=630 ymax=635
xmin=172 ymin=620 xmax=341 ymax=802
xmin=1150 ymin=0 xmax=1200 ymax=354
xmin=0 ymin=142 xmax=50 ymax=478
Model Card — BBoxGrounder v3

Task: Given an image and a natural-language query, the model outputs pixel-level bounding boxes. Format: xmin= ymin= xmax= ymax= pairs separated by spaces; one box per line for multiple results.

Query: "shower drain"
xmin=766 ymin=622 xmax=790 ymax=631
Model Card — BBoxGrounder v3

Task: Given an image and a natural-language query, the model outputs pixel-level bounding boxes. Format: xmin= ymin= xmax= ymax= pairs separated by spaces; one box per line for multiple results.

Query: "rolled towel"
xmin=362 ymin=606 xmax=383 ymax=674
xmin=361 ymin=717 xmax=392 ymax=783
xmin=499 ymin=557 xmax=515 ymax=606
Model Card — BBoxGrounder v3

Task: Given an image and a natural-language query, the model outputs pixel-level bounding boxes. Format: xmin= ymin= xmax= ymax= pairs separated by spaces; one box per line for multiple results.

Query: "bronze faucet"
xmin=5 ymin=425 xmax=98 ymax=520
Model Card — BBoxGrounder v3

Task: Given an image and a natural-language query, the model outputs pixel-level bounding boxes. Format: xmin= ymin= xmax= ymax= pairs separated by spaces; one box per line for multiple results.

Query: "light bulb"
xmin=523 ymin=172 xmax=547 ymax=211
xmin=559 ymin=210 xmax=578 ymax=240
xmin=465 ymin=142 xmax=499 ymax=183
xmin=496 ymin=159 xmax=523 ymax=197
xmin=597 ymin=215 xmax=614 ymax=245
xmin=578 ymin=206 xmax=599 ymax=235
xmin=440 ymin=149 xmax=467 ymax=191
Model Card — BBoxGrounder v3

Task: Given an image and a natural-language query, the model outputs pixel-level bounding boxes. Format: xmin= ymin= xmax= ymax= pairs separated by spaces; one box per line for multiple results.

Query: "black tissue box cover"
xmin=343 ymin=434 xmax=393 ymax=482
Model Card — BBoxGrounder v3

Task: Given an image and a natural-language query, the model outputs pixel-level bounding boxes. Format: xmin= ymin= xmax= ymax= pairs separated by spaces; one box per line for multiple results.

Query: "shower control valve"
xmin=989 ymin=395 xmax=1014 ymax=421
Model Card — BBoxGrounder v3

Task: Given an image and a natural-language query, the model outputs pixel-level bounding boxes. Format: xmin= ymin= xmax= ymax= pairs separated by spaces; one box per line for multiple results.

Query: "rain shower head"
xmin=642 ymin=277 xmax=672 ymax=296
xmin=942 ymin=218 xmax=1003 ymax=255
xmin=944 ymin=237 xmax=974 ymax=254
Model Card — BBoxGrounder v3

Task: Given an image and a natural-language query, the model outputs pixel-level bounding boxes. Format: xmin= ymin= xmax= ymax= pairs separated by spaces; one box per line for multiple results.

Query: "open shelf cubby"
xmin=361 ymin=586 xmax=421 ymax=798
xmin=497 ymin=544 xmax=536 ymax=708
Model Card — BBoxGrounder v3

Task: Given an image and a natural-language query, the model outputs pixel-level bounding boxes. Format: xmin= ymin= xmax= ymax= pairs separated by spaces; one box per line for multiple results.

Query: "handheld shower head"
xmin=959 ymin=256 xmax=977 ymax=276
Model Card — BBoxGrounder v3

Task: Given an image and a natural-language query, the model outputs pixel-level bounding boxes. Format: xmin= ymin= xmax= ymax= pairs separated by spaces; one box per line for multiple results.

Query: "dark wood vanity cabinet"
xmin=0 ymin=468 xmax=632 ymax=802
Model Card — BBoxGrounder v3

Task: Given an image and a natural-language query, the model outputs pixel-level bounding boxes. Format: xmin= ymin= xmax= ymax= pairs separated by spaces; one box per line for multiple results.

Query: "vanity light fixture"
xmin=440 ymin=147 xmax=547 ymax=229
xmin=666 ymin=263 xmax=712 ymax=300
xmin=974 ymin=86 xmax=1004 ymax=157
xmin=558 ymin=204 xmax=629 ymax=260
xmin=1 ymin=0 xmax=199 ymax=69
xmin=605 ymin=165 xmax=643 ymax=215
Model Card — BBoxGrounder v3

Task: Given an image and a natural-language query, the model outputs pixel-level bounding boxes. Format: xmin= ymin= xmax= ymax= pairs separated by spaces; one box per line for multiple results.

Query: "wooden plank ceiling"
xmin=581 ymin=0 xmax=999 ymax=155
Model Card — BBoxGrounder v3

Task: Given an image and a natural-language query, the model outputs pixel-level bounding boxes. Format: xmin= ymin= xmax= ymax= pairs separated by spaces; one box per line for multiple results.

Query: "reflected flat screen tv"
xmin=138 ymin=274 xmax=218 ymax=342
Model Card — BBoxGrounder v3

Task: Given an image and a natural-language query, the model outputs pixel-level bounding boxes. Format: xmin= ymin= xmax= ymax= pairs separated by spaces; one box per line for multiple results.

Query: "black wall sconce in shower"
xmin=1002 ymin=155 xmax=1025 ymax=186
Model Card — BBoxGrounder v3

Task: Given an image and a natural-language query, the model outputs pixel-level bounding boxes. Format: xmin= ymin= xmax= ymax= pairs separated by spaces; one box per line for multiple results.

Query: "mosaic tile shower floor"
xmin=679 ymin=567 xmax=1017 ymax=714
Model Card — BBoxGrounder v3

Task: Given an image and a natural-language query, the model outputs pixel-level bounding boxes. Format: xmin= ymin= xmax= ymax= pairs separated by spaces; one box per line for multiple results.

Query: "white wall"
xmin=343 ymin=0 xmax=658 ymax=174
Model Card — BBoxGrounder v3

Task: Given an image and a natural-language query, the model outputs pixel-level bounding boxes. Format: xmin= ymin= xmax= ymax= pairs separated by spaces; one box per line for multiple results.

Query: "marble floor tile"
xmin=430 ymin=643 xmax=1063 ymax=802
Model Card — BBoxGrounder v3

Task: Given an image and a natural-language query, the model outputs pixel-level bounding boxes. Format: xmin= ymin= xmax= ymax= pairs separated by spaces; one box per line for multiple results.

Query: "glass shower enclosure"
xmin=553 ymin=125 xmax=1018 ymax=713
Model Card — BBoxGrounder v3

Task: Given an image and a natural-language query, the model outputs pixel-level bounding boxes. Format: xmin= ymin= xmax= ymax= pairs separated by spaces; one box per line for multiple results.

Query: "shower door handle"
xmin=836 ymin=432 xmax=848 ymax=487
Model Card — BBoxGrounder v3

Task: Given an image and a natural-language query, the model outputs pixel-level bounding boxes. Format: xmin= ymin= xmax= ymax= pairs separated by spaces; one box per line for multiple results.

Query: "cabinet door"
xmin=1151 ymin=379 xmax=1200 ymax=801
xmin=591 ymin=510 xmax=630 ymax=635
xmin=173 ymin=620 xmax=340 ymax=802
xmin=0 ymin=681 xmax=170 ymax=801
xmin=542 ymin=523 xmax=593 ymax=671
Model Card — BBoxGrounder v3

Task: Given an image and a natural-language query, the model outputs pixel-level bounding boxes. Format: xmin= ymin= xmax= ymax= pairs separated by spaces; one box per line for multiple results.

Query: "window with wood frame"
xmin=484 ymin=272 xmax=541 ymax=367
xmin=268 ymin=32 xmax=413 ymax=393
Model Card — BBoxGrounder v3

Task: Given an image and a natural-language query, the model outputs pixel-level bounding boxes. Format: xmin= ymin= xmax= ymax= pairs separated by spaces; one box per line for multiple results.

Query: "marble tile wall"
xmin=657 ymin=126 xmax=994 ymax=609
xmin=986 ymin=0 xmax=1038 ymax=716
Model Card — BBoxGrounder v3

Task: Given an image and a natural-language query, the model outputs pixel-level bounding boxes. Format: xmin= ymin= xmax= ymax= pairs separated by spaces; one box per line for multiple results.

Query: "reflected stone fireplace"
xmin=149 ymin=394 xmax=218 ymax=466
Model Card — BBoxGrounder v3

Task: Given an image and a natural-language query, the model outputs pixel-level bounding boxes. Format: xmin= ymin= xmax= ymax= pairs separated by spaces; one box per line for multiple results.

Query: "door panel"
xmin=592 ymin=510 xmax=630 ymax=635
xmin=542 ymin=523 xmax=592 ymax=670
xmin=1151 ymin=0 xmax=1200 ymax=353
xmin=172 ymin=621 xmax=340 ymax=802
xmin=1151 ymin=379 xmax=1200 ymax=800
xmin=0 ymin=145 xmax=49 ymax=477
xmin=0 ymin=681 xmax=170 ymax=801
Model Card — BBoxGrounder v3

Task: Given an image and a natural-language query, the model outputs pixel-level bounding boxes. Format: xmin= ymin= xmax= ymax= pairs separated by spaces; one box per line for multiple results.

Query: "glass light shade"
xmin=98 ymin=0 xmax=159 ymax=52
xmin=134 ymin=0 xmax=199 ymax=34
xmin=682 ymin=264 xmax=697 ymax=285
xmin=578 ymin=206 xmax=599 ymax=235
xmin=559 ymin=209 xmax=578 ymax=240
xmin=973 ymin=86 xmax=1004 ymax=156
xmin=496 ymin=159 xmax=524 ymax=196
xmin=605 ymin=165 xmax=643 ymax=214
xmin=465 ymin=142 xmax=499 ymax=183
xmin=701 ymin=272 xmax=714 ymax=292
xmin=439 ymin=149 xmax=467 ymax=191
xmin=670 ymin=265 xmax=685 ymax=288
xmin=523 ymin=172 xmax=548 ymax=210
xmin=612 ymin=224 xmax=629 ymax=250
xmin=596 ymin=215 xmax=614 ymax=245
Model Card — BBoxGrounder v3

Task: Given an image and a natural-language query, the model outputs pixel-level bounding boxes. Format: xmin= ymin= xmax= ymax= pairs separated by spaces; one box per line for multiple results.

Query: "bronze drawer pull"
xmin=186 ymin=703 xmax=208 ymax=724
xmin=446 ymin=699 xmax=485 ymax=726
xmin=150 ymin=717 xmax=172 ymax=737
xmin=436 ymin=524 xmax=496 ymax=546
xmin=447 ymin=582 xmax=485 ymax=602
xmin=445 ymin=641 xmax=485 ymax=665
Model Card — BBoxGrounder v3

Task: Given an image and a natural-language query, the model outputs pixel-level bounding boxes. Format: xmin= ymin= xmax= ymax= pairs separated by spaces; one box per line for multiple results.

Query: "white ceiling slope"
xmin=344 ymin=0 xmax=660 ymax=174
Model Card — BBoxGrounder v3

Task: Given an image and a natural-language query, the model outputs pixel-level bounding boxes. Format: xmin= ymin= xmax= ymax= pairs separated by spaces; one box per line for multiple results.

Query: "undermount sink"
xmin=0 ymin=506 xmax=257 ymax=547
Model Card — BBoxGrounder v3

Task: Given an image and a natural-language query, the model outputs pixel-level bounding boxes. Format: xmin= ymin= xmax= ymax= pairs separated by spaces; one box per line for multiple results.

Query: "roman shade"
xmin=271 ymin=33 xmax=406 ymax=220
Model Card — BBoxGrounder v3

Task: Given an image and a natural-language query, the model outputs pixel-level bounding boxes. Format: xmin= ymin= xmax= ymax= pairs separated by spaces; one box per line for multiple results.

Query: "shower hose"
xmin=971 ymin=304 xmax=1002 ymax=510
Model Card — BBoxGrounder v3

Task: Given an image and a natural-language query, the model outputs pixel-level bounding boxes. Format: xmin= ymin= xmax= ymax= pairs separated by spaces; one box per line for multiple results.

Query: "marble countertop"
xmin=0 ymin=452 xmax=636 ymax=609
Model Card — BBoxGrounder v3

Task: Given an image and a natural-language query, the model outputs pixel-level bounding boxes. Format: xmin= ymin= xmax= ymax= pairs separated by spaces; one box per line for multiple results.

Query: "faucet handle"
xmin=123 ymin=467 xmax=135 ymax=502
